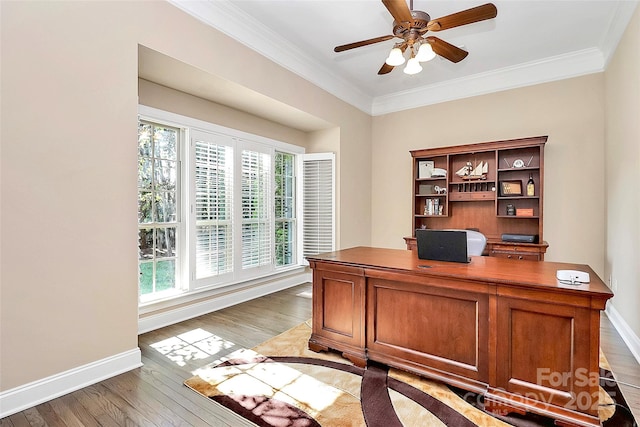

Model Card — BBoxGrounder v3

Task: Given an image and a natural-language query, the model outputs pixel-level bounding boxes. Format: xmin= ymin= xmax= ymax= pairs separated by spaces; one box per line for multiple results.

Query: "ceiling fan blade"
xmin=426 ymin=36 xmax=468 ymax=63
xmin=426 ymin=3 xmax=497 ymax=32
xmin=382 ymin=0 xmax=414 ymax=28
xmin=378 ymin=62 xmax=395 ymax=75
xmin=334 ymin=35 xmax=394 ymax=52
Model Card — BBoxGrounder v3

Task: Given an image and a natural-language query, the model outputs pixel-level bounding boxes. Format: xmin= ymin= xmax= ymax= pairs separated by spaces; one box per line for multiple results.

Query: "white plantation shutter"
xmin=241 ymin=148 xmax=272 ymax=270
xmin=303 ymin=153 xmax=335 ymax=258
xmin=192 ymin=130 xmax=234 ymax=282
xmin=139 ymin=106 xmax=308 ymax=302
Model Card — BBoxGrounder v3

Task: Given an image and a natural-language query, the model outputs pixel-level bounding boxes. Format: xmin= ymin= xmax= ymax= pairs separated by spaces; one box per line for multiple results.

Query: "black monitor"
xmin=415 ymin=229 xmax=470 ymax=263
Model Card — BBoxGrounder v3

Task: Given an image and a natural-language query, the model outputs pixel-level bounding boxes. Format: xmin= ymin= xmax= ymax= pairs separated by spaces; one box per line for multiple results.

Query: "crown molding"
xmin=168 ymin=0 xmax=636 ymax=117
xmin=600 ymin=1 xmax=639 ymax=68
xmin=371 ymin=47 xmax=605 ymax=115
xmin=168 ymin=0 xmax=374 ymax=114
xmin=372 ymin=0 xmax=638 ymax=116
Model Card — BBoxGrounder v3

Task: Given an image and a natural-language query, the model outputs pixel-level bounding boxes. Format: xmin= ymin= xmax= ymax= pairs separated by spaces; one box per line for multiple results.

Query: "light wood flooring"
xmin=1 ymin=283 xmax=638 ymax=426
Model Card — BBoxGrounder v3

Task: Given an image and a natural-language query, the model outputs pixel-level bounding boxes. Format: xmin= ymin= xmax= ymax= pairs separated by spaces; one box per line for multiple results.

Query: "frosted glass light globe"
xmin=403 ymin=57 xmax=423 ymax=75
xmin=385 ymin=48 xmax=406 ymax=66
xmin=416 ymin=43 xmax=436 ymax=62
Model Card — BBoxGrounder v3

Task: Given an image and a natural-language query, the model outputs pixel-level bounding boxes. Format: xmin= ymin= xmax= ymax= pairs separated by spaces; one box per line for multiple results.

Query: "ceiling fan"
xmin=334 ymin=0 xmax=497 ymax=75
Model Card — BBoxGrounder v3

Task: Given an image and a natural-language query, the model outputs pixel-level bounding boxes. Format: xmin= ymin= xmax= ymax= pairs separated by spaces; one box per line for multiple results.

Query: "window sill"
xmin=138 ymin=264 xmax=309 ymax=317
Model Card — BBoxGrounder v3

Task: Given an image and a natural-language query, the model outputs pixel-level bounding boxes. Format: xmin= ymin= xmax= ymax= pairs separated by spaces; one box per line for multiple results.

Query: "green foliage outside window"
xmin=275 ymin=152 xmax=295 ymax=266
xmin=137 ymin=121 xmax=179 ymax=297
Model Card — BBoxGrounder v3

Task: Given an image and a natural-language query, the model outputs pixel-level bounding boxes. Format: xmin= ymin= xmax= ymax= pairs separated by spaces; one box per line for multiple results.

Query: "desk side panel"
xmin=495 ymin=296 xmax=598 ymax=417
xmin=309 ymin=263 xmax=366 ymax=364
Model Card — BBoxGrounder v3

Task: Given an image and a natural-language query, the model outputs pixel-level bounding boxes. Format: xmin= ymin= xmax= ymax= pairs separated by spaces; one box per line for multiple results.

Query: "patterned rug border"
xmin=184 ymin=321 xmax=637 ymax=427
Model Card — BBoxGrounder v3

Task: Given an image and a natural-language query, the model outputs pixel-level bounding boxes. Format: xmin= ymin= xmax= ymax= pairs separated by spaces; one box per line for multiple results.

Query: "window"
xmin=275 ymin=152 xmax=296 ymax=267
xmin=138 ymin=106 xmax=320 ymax=304
xmin=137 ymin=121 xmax=181 ymax=299
xmin=192 ymin=130 xmax=234 ymax=285
xmin=240 ymin=146 xmax=272 ymax=274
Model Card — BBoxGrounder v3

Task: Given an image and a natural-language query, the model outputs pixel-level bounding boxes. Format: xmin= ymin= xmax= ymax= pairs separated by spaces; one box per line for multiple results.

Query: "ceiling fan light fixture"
xmin=416 ymin=42 xmax=436 ymax=62
xmin=403 ymin=57 xmax=422 ymax=75
xmin=334 ymin=2 xmax=497 ymax=75
xmin=385 ymin=47 xmax=406 ymax=66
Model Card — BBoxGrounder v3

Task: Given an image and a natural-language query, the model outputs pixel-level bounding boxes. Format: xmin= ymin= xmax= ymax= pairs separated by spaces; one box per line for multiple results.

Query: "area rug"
xmin=184 ymin=321 xmax=637 ymax=427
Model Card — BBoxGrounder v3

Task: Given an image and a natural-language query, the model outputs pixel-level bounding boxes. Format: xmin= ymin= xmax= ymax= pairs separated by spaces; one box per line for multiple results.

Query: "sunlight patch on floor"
xmin=296 ymin=291 xmax=312 ymax=299
xmin=150 ymin=328 xmax=236 ymax=367
xmin=195 ymin=348 xmax=342 ymax=415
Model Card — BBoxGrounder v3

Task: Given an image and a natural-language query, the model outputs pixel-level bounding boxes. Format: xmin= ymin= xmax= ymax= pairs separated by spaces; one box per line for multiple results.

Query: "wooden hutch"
xmin=404 ymin=136 xmax=549 ymax=260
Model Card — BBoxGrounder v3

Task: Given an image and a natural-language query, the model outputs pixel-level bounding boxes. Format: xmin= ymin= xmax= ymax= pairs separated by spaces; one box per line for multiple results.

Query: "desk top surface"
xmin=306 ymin=246 xmax=613 ymax=298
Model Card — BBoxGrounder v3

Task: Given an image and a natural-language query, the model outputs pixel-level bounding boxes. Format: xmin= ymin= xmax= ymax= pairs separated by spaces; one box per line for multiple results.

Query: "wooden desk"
xmin=307 ymin=247 xmax=613 ymax=427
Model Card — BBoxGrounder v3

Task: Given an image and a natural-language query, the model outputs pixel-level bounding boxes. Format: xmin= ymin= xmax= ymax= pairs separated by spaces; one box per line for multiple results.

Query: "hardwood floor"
xmin=1 ymin=284 xmax=313 ymax=427
xmin=1 ymin=283 xmax=638 ymax=426
xmin=600 ymin=314 xmax=640 ymax=422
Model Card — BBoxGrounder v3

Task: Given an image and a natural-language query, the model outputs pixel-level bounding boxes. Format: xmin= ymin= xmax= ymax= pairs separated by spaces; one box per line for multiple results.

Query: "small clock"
xmin=512 ymin=159 xmax=525 ymax=168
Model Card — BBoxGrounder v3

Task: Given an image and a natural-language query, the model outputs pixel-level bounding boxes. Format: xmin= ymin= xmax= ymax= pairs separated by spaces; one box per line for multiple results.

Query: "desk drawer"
xmin=488 ymin=242 xmax=546 ymax=261
xmin=490 ymin=251 xmax=540 ymax=261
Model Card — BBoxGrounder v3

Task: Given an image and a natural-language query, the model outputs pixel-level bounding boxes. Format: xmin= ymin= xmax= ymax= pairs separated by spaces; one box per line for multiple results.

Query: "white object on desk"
xmin=556 ymin=270 xmax=590 ymax=284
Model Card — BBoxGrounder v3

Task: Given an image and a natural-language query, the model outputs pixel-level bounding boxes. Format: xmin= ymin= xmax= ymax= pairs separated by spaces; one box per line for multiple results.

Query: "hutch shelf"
xmin=404 ymin=136 xmax=549 ymax=260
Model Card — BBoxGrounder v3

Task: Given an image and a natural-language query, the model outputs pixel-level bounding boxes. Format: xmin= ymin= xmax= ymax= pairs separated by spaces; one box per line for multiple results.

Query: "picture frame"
xmin=499 ymin=180 xmax=522 ymax=196
xmin=418 ymin=160 xmax=434 ymax=179
xmin=418 ymin=184 xmax=434 ymax=195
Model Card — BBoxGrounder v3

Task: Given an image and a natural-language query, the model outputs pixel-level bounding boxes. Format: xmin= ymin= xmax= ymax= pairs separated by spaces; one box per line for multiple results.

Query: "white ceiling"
xmin=167 ymin=0 xmax=637 ymax=118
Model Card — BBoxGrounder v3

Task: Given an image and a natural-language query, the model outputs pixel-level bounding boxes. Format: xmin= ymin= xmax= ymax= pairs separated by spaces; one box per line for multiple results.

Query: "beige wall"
xmin=605 ymin=5 xmax=640 ymax=339
xmin=1 ymin=0 xmax=637 ymax=403
xmin=372 ymin=74 xmax=606 ymax=276
xmin=2 ymin=1 xmax=140 ymax=391
xmin=0 ymin=0 xmax=371 ymax=392
xmin=138 ymin=79 xmax=311 ymax=148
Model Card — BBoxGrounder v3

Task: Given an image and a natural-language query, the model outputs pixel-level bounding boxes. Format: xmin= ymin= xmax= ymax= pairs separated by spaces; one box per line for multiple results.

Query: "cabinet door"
xmin=310 ymin=266 xmax=366 ymax=361
xmin=366 ymin=277 xmax=490 ymax=385
xmin=495 ymin=296 xmax=599 ymax=416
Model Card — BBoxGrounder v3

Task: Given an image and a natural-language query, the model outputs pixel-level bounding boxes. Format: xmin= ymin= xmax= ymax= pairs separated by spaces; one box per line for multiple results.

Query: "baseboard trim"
xmin=138 ymin=270 xmax=312 ymax=334
xmin=0 ymin=348 xmax=142 ymax=418
xmin=606 ymin=304 xmax=640 ymax=364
